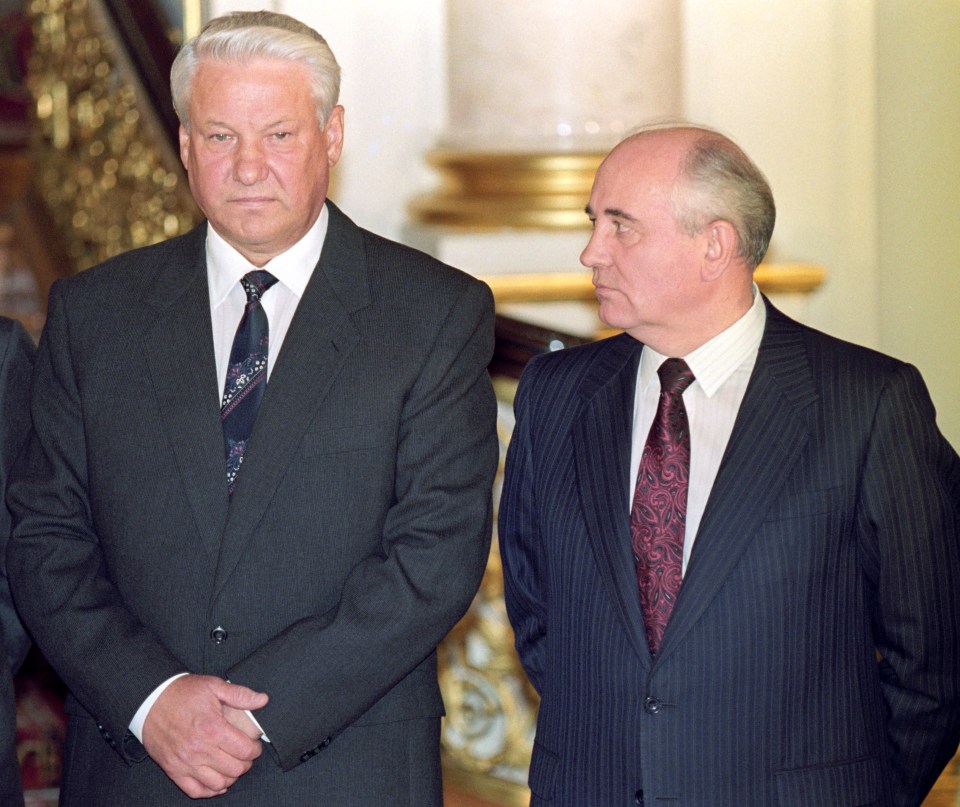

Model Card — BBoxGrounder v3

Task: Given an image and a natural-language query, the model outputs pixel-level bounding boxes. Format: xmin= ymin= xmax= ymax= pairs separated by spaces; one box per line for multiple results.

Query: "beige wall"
xmin=683 ymin=0 xmax=958 ymax=443
xmin=684 ymin=2 xmax=882 ymax=346
xmin=876 ymin=0 xmax=959 ymax=445
xmin=210 ymin=0 xmax=958 ymax=446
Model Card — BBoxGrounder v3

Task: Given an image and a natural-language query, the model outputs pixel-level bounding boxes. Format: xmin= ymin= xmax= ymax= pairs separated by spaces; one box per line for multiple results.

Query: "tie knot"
xmin=240 ymin=270 xmax=278 ymax=304
xmin=658 ymin=358 xmax=695 ymax=395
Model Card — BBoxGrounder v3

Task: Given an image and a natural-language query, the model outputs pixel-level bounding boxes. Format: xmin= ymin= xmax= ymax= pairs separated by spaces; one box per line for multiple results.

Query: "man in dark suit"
xmin=0 ymin=316 xmax=33 ymax=807
xmin=7 ymin=11 xmax=497 ymax=805
xmin=499 ymin=124 xmax=960 ymax=806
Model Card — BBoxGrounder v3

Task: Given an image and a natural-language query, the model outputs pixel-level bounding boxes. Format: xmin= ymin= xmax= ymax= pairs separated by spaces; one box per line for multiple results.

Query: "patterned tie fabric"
xmin=221 ymin=270 xmax=278 ymax=495
xmin=631 ymin=358 xmax=696 ymax=655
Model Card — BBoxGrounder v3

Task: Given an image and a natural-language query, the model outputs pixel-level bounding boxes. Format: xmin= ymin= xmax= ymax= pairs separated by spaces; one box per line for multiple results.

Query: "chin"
xmin=597 ymin=306 xmax=635 ymax=333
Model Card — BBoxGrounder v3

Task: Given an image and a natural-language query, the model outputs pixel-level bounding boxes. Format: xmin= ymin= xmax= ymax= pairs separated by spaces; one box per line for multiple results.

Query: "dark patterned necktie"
xmin=631 ymin=358 xmax=696 ymax=655
xmin=221 ymin=270 xmax=278 ymax=495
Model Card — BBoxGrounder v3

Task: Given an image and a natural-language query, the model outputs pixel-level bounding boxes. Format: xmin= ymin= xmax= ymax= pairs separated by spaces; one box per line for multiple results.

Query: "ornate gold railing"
xmin=27 ymin=0 xmax=198 ymax=274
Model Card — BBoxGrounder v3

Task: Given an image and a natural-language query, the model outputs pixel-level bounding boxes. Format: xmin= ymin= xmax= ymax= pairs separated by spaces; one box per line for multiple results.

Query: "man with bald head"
xmin=499 ymin=125 xmax=960 ymax=806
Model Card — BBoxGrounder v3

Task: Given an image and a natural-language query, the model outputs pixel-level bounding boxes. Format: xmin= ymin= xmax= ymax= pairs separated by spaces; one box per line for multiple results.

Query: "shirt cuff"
xmin=129 ymin=672 xmax=189 ymax=742
xmin=244 ymin=709 xmax=270 ymax=743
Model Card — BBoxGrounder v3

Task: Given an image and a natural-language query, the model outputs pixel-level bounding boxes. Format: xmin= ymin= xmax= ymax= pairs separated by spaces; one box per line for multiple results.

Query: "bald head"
xmin=581 ymin=125 xmax=774 ymax=355
xmin=610 ymin=126 xmax=776 ymax=270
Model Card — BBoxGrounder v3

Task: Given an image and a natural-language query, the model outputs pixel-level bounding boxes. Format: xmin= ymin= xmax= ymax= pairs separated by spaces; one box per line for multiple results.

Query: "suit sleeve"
xmin=858 ymin=362 xmax=960 ymax=805
xmin=6 ymin=284 xmax=186 ymax=756
xmin=0 ymin=318 xmax=34 ymax=676
xmin=227 ymin=279 xmax=499 ymax=770
xmin=498 ymin=358 xmax=549 ymax=694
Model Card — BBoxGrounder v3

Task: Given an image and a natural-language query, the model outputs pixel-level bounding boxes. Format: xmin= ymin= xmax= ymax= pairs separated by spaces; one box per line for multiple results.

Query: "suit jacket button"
xmin=635 ymin=788 xmax=644 ymax=805
xmin=644 ymin=697 xmax=662 ymax=714
xmin=210 ymin=626 xmax=228 ymax=644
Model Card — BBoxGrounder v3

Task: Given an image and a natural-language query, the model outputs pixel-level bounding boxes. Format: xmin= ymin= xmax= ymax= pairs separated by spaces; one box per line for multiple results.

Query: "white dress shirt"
xmin=208 ymin=204 xmax=329 ymax=395
xmin=129 ymin=205 xmax=329 ymax=742
xmin=629 ymin=286 xmax=766 ymax=575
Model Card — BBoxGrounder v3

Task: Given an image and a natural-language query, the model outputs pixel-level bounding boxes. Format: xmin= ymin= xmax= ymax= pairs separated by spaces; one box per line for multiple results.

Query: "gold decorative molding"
xmin=440 ymin=397 xmax=535 ymax=803
xmin=444 ymin=763 xmax=531 ymax=807
xmin=28 ymin=0 xmax=199 ymax=272
xmin=754 ymin=262 xmax=828 ymax=294
xmin=481 ymin=263 xmax=827 ymax=306
xmin=410 ymin=150 xmax=603 ymax=230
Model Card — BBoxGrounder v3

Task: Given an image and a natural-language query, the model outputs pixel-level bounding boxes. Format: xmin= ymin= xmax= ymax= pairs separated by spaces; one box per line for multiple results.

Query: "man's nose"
xmin=580 ymin=225 xmax=605 ymax=269
xmin=234 ymin=141 xmax=268 ymax=185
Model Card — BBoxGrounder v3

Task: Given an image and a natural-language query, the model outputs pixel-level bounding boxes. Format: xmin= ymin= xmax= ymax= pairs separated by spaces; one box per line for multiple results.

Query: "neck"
xmin=634 ymin=286 xmax=756 ymax=357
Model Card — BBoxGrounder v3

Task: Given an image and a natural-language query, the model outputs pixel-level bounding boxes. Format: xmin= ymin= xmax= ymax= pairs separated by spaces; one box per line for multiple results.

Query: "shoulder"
xmin=524 ymin=332 xmax=637 ymax=384
xmin=325 ymin=204 xmax=493 ymax=352
xmin=762 ymin=302 xmax=936 ymax=430
xmin=327 ymin=201 xmax=488 ymax=303
xmin=40 ymin=226 xmax=207 ymax=357
xmin=50 ymin=224 xmax=206 ymax=303
xmin=764 ymin=299 xmax=910 ymax=383
xmin=363 ymin=229 xmax=488 ymax=304
xmin=515 ymin=332 xmax=638 ymax=413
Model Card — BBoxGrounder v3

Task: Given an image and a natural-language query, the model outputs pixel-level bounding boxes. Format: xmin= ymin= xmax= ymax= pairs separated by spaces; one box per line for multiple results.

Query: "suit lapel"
xmin=141 ymin=224 xmax=228 ymax=562
xmin=212 ymin=203 xmax=364 ymax=596
xmin=656 ymin=302 xmax=819 ymax=662
xmin=572 ymin=334 xmax=653 ymax=667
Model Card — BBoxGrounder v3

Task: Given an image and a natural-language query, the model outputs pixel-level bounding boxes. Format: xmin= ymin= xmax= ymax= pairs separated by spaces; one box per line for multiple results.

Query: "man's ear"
xmin=323 ymin=105 xmax=345 ymax=168
xmin=701 ymin=219 xmax=738 ymax=282
xmin=179 ymin=124 xmax=190 ymax=170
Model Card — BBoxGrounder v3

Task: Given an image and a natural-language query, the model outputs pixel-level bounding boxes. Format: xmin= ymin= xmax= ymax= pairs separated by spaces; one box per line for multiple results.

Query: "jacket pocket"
xmin=528 ymin=740 xmax=560 ymax=801
xmin=775 ymin=755 xmax=882 ymax=806
xmin=301 ymin=419 xmax=396 ymax=457
xmin=761 ymin=485 xmax=844 ymax=522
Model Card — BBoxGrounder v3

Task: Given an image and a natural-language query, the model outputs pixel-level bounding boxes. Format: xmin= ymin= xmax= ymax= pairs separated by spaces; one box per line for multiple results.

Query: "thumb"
xmin=215 ymin=680 xmax=269 ymax=711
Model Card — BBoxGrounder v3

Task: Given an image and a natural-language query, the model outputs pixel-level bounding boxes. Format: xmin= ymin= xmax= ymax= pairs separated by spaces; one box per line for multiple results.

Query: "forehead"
xmin=191 ymin=56 xmax=312 ymax=105
xmin=589 ymin=138 xmax=683 ymax=217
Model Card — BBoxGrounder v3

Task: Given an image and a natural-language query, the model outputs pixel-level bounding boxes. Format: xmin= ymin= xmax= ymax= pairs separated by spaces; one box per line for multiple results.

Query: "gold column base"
xmin=443 ymin=762 xmax=531 ymax=806
xmin=481 ymin=264 xmax=828 ymax=305
xmin=410 ymin=149 xmax=603 ymax=230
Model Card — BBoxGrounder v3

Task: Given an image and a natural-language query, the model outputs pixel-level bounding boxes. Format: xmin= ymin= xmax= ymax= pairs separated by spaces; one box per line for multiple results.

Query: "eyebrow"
xmin=201 ymin=118 xmax=293 ymax=130
xmin=584 ymin=204 xmax=638 ymax=222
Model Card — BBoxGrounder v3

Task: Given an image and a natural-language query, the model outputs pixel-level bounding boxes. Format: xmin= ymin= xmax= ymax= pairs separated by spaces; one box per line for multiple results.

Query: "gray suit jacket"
xmin=8 ymin=202 xmax=499 ymax=805
xmin=499 ymin=300 xmax=960 ymax=806
xmin=0 ymin=316 xmax=33 ymax=807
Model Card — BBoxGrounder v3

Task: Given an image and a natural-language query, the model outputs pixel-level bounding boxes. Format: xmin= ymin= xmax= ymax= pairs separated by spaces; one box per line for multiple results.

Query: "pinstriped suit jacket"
xmin=499 ymin=299 xmax=960 ymax=806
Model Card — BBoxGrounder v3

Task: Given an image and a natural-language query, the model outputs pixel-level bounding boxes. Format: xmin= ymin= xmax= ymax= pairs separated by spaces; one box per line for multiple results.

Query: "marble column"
xmin=444 ymin=0 xmax=681 ymax=154
xmin=424 ymin=5 xmax=683 ymax=800
xmin=409 ymin=0 xmax=682 ymax=336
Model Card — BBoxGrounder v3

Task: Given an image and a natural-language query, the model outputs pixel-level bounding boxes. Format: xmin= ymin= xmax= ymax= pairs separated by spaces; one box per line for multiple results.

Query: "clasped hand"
xmin=142 ymin=674 xmax=269 ymax=798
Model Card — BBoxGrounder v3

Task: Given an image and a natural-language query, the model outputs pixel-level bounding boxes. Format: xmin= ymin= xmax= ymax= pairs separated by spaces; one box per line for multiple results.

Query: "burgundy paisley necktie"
xmin=631 ymin=358 xmax=695 ymax=655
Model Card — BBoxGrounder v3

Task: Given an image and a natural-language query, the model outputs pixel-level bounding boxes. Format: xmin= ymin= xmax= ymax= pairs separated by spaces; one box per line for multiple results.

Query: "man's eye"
xmin=273 ymin=132 xmax=290 ymax=140
xmin=211 ymin=133 xmax=230 ymax=142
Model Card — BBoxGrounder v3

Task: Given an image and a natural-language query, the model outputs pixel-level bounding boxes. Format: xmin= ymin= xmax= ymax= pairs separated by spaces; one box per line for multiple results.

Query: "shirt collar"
xmin=206 ymin=203 xmax=329 ymax=307
xmin=639 ymin=284 xmax=766 ymax=396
